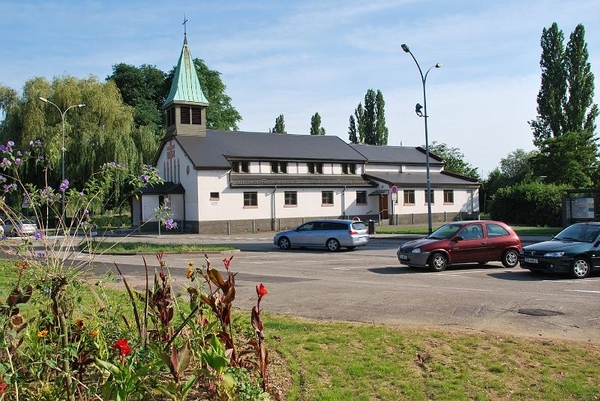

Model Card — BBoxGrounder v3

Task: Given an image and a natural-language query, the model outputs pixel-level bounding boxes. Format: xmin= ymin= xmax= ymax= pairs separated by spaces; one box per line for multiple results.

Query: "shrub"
xmin=488 ymin=182 xmax=568 ymax=226
xmin=0 ymin=140 xmax=272 ymax=400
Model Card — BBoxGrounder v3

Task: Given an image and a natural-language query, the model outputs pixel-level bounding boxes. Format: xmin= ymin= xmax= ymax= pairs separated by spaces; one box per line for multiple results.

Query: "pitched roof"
xmin=170 ymin=130 xmax=368 ymax=169
xmin=364 ymin=171 xmax=479 ymax=187
xmin=351 ymin=143 xmax=444 ymax=166
xmin=162 ymin=35 xmax=209 ymax=108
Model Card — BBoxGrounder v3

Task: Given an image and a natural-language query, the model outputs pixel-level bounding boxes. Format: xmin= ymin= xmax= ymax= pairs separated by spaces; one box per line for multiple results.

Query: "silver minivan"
xmin=273 ymin=219 xmax=370 ymax=251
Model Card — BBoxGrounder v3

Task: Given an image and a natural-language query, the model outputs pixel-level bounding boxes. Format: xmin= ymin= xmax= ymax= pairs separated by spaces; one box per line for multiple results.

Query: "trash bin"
xmin=368 ymin=219 xmax=375 ymax=234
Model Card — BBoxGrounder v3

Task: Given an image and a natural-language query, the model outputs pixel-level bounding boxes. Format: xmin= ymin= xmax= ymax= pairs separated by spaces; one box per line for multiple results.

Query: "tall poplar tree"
xmin=347 ymin=89 xmax=389 ymax=145
xmin=529 ymin=23 xmax=598 ymax=187
xmin=348 ymin=115 xmax=358 ymax=143
xmin=310 ymin=112 xmax=326 ymax=135
xmin=271 ymin=114 xmax=286 ymax=133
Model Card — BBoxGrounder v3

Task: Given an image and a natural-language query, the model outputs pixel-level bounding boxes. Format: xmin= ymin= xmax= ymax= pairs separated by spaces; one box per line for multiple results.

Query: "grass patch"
xmin=3 ymin=258 xmax=596 ymax=400
xmin=79 ymin=241 xmax=235 ymax=254
xmin=265 ymin=315 xmax=600 ymax=400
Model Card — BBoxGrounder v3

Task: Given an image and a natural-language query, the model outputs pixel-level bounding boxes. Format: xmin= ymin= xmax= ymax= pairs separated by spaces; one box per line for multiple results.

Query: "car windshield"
xmin=428 ymin=224 xmax=462 ymax=239
xmin=554 ymin=224 xmax=600 ymax=243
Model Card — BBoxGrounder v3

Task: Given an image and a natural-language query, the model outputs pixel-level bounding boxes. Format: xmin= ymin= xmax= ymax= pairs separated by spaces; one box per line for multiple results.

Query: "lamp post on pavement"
xmin=401 ymin=43 xmax=441 ymax=235
xmin=38 ymin=97 xmax=85 ymax=232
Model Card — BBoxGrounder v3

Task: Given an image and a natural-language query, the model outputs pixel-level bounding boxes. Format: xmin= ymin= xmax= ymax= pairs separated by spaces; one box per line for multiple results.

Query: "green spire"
xmin=163 ymin=35 xmax=209 ymax=108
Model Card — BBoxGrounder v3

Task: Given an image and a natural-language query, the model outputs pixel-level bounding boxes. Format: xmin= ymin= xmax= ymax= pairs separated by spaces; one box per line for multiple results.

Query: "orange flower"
xmin=186 ymin=267 xmax=193 ymax=279
xmin=89 ymin=329 xmax=99 ymax=338
xmin=111 ymin=338 xmax=132 ymax=357
xmin=37 ymin=330 xmax=48 ymax=338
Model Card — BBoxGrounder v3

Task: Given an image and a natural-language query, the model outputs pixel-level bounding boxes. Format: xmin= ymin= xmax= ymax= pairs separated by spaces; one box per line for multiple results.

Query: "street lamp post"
xmin=401 ymin=43 xmax=441 ymax=235
xmin=38 ymin=97 xmax=85 ymax=231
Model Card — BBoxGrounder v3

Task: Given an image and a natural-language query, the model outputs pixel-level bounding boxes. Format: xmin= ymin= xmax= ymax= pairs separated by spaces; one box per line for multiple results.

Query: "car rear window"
xmin=352 ymin=222 xmax=367 ymax=231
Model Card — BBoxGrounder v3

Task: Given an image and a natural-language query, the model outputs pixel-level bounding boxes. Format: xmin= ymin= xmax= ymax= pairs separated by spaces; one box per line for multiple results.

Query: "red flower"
xmin=256 ymin=283 xmax=268 ymax=298
xmin=0 ymin=381 xmax=7 ymax=394
xmin=223 ymin=255 xmax=234 ymax=269
xmin=111 ymin=338 xmax=132 ymax=357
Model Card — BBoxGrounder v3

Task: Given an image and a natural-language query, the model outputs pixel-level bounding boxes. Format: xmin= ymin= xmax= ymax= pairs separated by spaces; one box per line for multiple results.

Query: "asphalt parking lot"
xmin=88 ymin=232 xmax=600 ymax=343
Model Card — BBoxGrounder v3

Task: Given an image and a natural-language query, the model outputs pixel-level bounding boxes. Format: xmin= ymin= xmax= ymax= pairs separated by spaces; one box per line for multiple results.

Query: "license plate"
xmin=399 ymin=254 xmax=408 ymax=260
xmin=524 ymin=257 xmax=538 ymax=264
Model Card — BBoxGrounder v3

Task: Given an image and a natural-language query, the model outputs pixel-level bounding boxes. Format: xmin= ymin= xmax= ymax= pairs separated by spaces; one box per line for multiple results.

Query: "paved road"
xmin=85 ymin=233 xmax=600 ymax=343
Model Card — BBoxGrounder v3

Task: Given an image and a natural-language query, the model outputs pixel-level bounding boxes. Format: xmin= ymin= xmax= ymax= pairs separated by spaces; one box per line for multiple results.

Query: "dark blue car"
xmin=520 ymin=222 xmax=600 ymax=279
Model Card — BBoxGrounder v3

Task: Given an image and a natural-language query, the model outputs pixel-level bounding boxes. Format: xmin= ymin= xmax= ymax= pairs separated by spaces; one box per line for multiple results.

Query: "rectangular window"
xmin=342 ymin=163 xmax=356 ymax=174
xmin=443 ymin=190 xmax=454 ymax=204
xmin=322 ymin=191 xmax=334 ymax=205
xmin=284 ymin=191 xmax=297 ymax=206
xmin=210 ymin=192 xmax=220 ymax=201
xmin=191 ymin=107 xmax=202 ymax=124
xmin=403 ymin=190 xmax=415 ymax=205
xmin=308 ymin=162 xmax=323 ymax=174
xmin=425 ymin=189 xmax=435 ymax=204
xmin=271 ymin=161 xmax=287 ymax=173
xmin=243 ymin=192 xmax=257 ymax=207
xmin=356 ymin=191 xmax=367 ymax=204
xmin=232 ymin=161 xmax=249 ymax=173
xmin=180 ymin=107 xmax=190 ymax=124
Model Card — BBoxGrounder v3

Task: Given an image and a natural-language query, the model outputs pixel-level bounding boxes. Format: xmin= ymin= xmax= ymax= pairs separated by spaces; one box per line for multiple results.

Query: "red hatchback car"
xmin=397 ymin=220 xmax=522 ymax=272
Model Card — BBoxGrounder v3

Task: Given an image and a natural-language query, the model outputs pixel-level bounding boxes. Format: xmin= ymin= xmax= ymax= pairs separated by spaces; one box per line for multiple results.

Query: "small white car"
xmin=274 ymin=219 xmax=370 ymax=251
xmin=2 ymin=218 xmax=38 ymax=237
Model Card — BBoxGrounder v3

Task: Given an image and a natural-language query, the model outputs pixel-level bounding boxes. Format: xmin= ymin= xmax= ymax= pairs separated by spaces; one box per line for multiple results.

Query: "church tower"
xmin=162 ymin=30 xmax=209 ymax=138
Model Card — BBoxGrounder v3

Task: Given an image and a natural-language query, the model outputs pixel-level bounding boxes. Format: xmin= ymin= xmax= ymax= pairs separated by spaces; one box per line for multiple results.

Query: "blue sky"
xmin=1 ymin=0 xmax=599 ymax=177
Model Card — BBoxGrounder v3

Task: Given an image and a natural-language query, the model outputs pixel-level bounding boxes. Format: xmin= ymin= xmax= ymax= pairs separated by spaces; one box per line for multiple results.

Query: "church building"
xmin=131 ymin=33 xmax=480 ymax=234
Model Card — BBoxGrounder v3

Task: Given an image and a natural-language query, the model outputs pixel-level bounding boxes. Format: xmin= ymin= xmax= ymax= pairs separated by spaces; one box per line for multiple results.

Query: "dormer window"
xmin=232 ymin=161 xmax=249 ymax=173
xmin=342 ymin=163 xmax=355 ymax=174
xmin=308 ymin=162 xmax=323 ymax=174
xmin=271 ymin=161 xmax=287 ymax=173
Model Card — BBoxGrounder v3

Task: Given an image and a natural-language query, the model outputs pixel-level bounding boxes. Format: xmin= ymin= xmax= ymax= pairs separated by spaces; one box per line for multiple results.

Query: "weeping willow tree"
xmin=0 ymin=75 xmax=159 ymax=213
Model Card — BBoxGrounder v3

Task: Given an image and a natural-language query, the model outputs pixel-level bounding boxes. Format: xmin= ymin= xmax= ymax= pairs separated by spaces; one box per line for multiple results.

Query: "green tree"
xmin=348 ymin=115 xmax=358 ymax=144
xmin=481 ymin=149 xmax=537 ymax=215
xmin=499 ymin=149 xmax=537 ymax=184
xmin=107 ymin=63 xmax=167 ymax=133
xmin=310 ymin=112 xmax=326 ymax=135
xmin=564 ymin=25 xmax=598 ymax=134
xmin=428 ymin=141 xmax=480 ymax=180
xmin=375 ymin=90 xmax=389 ymax=145
xmin=529 ymin=23 xmax=598 ymax=187
xmin=271 ymin=114 xmax=286 ymax=133
xmin=0 ymin=84 xmax=19 ymax=119
xmin=530 ymin=23 xmax=567 ymax=145
xmin=0 ymin=75 xmax=146 ymax=200
xmin=532 ymin=130 xmax=597 ymax=187
xmin=348 ymin=89 xmax=388 ymax=145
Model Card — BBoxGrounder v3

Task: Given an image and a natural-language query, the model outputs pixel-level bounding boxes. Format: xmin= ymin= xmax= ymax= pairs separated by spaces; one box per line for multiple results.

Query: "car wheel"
xmin=278 ymin=237 xmax=291 ymax=250
xmin=501 ymin=249 xmax=519 ymax=268
xmin=326 ymin=238 xmax=341 ymax=252
xmin=429 ymin=252 xmax=447 ymax=272
xmin=570 ymin=257 xmax=591 ymax=279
